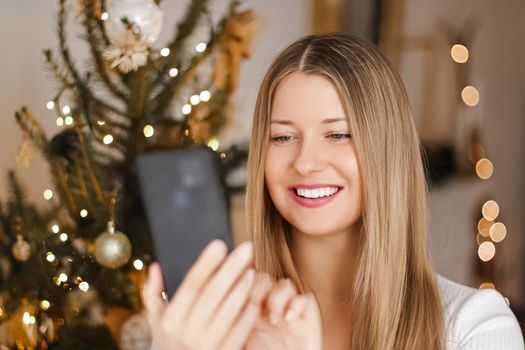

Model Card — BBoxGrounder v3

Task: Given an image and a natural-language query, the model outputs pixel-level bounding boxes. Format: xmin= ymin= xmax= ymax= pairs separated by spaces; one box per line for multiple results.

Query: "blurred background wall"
xmin=1 ymin=0 xmax=523 ymax=325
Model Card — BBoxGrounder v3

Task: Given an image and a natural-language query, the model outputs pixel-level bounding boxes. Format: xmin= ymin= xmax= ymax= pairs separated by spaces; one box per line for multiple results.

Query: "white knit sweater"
xmin=145 ymin=274 xmax=524 ymax=350
xmin=437 ymin=274 xmax=524 ymax=349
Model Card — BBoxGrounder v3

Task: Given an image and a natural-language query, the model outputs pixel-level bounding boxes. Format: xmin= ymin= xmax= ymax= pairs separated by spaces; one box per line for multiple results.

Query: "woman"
xmin=143 ymin=33 xmax=524 ymax=349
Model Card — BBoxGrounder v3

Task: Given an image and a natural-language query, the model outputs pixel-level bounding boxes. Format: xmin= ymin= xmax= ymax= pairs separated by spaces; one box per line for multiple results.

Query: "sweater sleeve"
xmin=449 ymin=288 xmax=524 ymax=350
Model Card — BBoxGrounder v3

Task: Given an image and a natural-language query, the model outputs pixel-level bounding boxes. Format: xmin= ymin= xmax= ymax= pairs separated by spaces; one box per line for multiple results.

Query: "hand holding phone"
xmin=143 ymin=240 xmax=270 ymax=350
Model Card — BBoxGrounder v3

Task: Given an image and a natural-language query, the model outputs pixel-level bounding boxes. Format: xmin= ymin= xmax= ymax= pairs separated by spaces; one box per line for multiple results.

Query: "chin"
xmin=287 ymin=219 xmax=346 ymax=237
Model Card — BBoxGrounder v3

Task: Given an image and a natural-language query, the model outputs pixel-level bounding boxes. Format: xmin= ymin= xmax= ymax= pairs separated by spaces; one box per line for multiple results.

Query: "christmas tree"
xmin=0 ymin=0 xmax=257 ymax=348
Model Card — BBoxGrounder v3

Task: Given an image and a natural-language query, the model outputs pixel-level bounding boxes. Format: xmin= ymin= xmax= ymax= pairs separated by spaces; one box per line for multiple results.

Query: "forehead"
xmin=270 ymin=72 xmax=347 ymax=125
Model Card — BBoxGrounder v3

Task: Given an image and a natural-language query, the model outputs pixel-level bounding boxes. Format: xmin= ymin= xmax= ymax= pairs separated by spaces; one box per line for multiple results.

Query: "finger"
xmin=200 ymin=269 xmax=256 ymax=348
xmin=186 ymin=241 xmax=253 ymax=330
xmin=283 ymin=294 xmax=307 ymax=322
xmin=303 ymin=293 xmax=322 ymax=321
xmin=249 ymin=272 xmax=273 ymax=304
xmin=218 ymin=294 xmax=262 ymax=350
xmin=143 ymin=262 xmax=166 ymax=325
xmin=285 ymin=293 xmax=321 ymax=323
xmin=163 ymin=239 xmax=228 ymax=328
xmin=265 ymin=278 xmax=297 ymax=324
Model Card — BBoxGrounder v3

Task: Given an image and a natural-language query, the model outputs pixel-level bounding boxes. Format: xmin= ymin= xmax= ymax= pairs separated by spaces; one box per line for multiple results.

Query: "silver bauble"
xmin=94 ymin=221 xmax=132 ymax=269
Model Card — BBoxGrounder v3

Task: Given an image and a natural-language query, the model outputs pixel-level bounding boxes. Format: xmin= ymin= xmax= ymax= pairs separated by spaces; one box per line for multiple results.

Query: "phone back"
xmin=137 ymin=145 xmax=233 ymax=298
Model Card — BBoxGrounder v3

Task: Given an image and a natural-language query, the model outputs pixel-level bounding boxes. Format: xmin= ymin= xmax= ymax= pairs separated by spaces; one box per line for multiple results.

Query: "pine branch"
xmin=57 ymin=0 xmax=85 ymax=97
xmin=49 ymin=157 xmax=79 ymax=218
xmin=43 ymin=49 xmax=75 ymax=90
xmin=7 ymin=171 xmax=28 ymax=221
xmin=151 ymin=10 xmax=233 ymax=115
xmin=83 ymin=0 xmax=129 ymax=104
xmin=151 ymin=0 xmax=210 ymax=87
xmin=15 ymin=107 xmax=49 ymax=156
xmin=57 ymin=0 xmax=97 ymax=132
xmin=75 ymin=126 xmax=106 ymax=202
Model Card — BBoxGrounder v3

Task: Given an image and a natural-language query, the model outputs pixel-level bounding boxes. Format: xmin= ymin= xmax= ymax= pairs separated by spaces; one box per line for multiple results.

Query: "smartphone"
xmin=137 ymin=145 xmax=233 ymax=299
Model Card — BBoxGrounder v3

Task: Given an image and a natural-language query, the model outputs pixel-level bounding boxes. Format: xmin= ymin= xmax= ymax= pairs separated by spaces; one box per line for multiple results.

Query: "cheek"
xmin=264 ymin=147 xmax=287 ymax=186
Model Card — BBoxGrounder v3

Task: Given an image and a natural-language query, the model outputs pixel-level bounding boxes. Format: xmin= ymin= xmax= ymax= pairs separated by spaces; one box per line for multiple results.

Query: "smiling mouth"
xmin=292 ymin=186 xmax=341 ymax=199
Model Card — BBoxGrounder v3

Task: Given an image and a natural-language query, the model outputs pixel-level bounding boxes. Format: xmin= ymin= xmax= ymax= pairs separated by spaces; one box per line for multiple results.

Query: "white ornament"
xmin=103 ymin=43 xmax=149 ymax=73
xmin=105 ymin=0 xmax=164 ymax=47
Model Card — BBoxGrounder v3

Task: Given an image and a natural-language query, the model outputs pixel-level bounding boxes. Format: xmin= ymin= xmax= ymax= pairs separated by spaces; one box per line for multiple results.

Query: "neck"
xmin=290 ymin=223 xmax=362 ymax=304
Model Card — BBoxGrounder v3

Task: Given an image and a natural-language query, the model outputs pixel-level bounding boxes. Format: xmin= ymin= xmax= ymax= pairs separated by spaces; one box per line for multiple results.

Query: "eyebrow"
xmin=270 ymin=117 xmax=347 ymax=125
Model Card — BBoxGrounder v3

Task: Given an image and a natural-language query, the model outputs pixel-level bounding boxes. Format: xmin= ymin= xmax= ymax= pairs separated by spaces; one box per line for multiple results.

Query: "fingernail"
xmin=236 ymin=241 xmax=253 ymax=258
xmin=269 ymin=312 xmax=279 ymax=325
xmin=284 ymin=308 xmax=297 ymax=322
xmin=208 ymin=239 xmax=225 ymax=252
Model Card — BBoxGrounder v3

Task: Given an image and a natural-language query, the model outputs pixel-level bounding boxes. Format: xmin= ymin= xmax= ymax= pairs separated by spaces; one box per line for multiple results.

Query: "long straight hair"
xmin=245 ymin=33 xmax=444 ymax=350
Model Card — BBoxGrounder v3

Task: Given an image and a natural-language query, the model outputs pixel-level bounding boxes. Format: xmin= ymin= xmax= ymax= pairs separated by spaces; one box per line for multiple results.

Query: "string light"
xmin=43 ymin=189 xmax=54 ymax=200
xmin=59 ymin=273 xmax=68 ymax=282
xmin=40 ymin=300 xmax=50 ymax=310
xmin=62 ymin=105 xmax=71 ymax=114
xmin=100 ymin=12 xmax=109 ymax=21
xmin=46 ymin=101 xmax=55 ymax=110
xmin=56 ymin=117 xmax=64 ymax=127
xmin=51 ymin=224 xmax=60 ymax=234
xmin=133 ymin=259 xmax=144 ymax=270
xmin=477 ymin=218 xmax=493 ymax=237
xmin=103 ymin=134 xmax=114 ymax=145
xmin=169 ymin=68 xmax=179 ymax=77
xmin=97 ymin=120 xmax=106 ymax=126
xmin=22 ymin=312 xmax=36 ymax=325
xmin=489 ymin=222 xmax=507 ymax=242
xmin=59 ymin=233 xmax=68 ymax=242
xmin=182 ymin=104 xmax=192 ymax=115
xmin=190 ymin=94 xmax=200 ymax=105
xmin=478 ymin=241 xmax=496 ymax=262
xmin=482 ymin=200 xmax=499 ymax=221
xmin=64 ymin=116 xmax=74 ymax=125
xmin=79 ymin=281 xmax=89 ymax=292
xmin=46 ymin=252 xmax=56 ymax=262
xmin=476 ymin=233 xmax=490 ymax=245
xmin=461 ymin=86 xmax=480 ymax=107
xmin=451 ymin=44 xmax=469 ymax=63
xmin=160 ymin=47 xmax=170 ymax=57
xmin=195 ymin=42 xmax=207 ymax=53
xmin=80 ymin=209 xmax=88 ymax=218
xmin=143 ymin=124 xmax=155 ymax=138
xmin=479 ymin=282 xmax=495 ymax=289
xmin=207 ymin=138 xmax=220 ymax=151
xmin=199 ymin=90 xmax=211 ymax=102
xmin=476 ymin=158 xmax=493 ymax=179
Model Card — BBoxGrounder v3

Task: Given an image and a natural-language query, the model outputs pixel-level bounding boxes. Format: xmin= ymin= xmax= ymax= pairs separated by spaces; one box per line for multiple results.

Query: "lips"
xmin=288 ymin=184 xmax=343 ymax=208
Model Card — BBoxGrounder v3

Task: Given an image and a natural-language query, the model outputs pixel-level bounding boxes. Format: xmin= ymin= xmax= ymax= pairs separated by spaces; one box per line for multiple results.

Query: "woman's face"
xmin=265 ymin=72 xmax=362 ymax=237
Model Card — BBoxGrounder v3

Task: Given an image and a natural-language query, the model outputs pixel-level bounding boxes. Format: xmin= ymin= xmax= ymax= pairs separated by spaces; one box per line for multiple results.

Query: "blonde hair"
xmin=246 ymin=33 xmax=444 ymax=350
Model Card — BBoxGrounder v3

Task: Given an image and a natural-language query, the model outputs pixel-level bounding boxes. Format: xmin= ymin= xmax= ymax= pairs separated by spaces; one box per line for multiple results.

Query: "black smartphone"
xmin=137 ymin=145 xmax=233 ymax=299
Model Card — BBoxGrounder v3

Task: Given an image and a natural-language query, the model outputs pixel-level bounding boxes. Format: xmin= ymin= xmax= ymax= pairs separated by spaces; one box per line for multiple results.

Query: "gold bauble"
xmin=11 ymin=300 xmax=39 ymax=349
xmin=94 ymin=221 xmax=132 ymax=269
xmin=12 ymin=235 xmax=31 ymax=262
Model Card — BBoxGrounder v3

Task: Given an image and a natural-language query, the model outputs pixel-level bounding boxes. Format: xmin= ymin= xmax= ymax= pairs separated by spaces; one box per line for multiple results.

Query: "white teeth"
xmin=296 ymin=187 xmax=339 ymax=199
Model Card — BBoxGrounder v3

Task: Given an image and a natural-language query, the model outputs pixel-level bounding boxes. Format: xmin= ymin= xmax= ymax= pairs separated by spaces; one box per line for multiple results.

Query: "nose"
xmin=292 ymin=137 xmax=326 ymax=175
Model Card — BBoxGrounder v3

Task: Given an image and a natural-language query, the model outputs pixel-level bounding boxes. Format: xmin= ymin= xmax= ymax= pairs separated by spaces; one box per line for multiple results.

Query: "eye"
xmin=270 ymin=135 xmax=294 ymax=143
xmin=328 ymin=133 xmax=351 ymax=141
